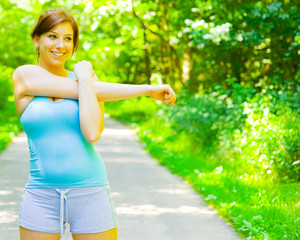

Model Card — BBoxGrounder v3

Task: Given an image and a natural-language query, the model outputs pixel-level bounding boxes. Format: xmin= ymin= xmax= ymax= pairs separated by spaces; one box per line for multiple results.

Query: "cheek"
xmin=66 ymin=42 xmax=74 ymax=52
xmin=42 ymin=40 xmax=55 ymax=49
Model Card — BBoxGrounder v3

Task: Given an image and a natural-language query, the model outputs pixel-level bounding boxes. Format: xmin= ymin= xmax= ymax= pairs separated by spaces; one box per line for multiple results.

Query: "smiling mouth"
xmin=51 ymin=52 xmax=64 ymax=57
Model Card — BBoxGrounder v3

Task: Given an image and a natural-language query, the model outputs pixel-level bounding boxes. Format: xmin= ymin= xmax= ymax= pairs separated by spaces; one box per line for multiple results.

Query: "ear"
xmin=32 ymin=35 xmax=39 ymax=48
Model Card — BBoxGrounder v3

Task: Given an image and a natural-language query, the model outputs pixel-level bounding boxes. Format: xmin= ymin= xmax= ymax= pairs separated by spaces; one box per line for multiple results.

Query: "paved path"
xmin=0 ymin=116 xmax=240 ymax=240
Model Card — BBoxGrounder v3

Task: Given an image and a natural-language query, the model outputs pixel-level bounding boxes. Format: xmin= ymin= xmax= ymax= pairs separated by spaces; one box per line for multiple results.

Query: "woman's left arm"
xmin=92 ymin=75 xmax=176 ymax=105
xmin=74 ymin=61 xmax=104 ymax=143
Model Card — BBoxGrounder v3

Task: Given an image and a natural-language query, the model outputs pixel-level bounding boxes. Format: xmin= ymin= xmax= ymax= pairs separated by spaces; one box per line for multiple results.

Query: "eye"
xmin=65 ymin=37 xmax=72 ymax=41
xmin=48 ymin=34 xmax=57 ymax=39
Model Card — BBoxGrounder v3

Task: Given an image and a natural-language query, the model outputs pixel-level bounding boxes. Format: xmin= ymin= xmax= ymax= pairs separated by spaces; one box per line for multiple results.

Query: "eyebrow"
xmin=48 ymin=31 xmax=73 ymax=36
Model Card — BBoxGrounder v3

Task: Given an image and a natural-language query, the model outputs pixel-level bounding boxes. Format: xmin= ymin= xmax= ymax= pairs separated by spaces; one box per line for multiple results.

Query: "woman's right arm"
xmin=13 ymin=64 xmax=176 ymax=105
xmin=12 ymin=65 xmax=78 ymax=100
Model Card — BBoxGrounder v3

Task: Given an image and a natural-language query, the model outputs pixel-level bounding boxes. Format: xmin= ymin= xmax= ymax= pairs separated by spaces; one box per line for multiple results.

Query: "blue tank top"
xmin=20 ymin=71 xmax=109 ymax=188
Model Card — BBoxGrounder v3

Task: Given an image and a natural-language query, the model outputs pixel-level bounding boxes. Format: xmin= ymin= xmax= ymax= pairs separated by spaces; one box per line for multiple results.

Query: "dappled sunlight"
xmin=116 ymin=204 xmax=216 ymax=216
xmin=94 ymin=144 xmax=139 ymax=154
xmin=110 ymin=191 xmax=122 ymax=198
xmin=0 ymin=210 xmax=18 ymax=224
xmin=12 ymin=134 xmax=27 ymax=143
xmin=0 ymin=190 xmax=13 ymax=196
xmin=102 ymin=128 xmax=136 ymax=137
xmin=0 ymin=0 xmax=297 ymax=238
xmin=150 ymin=188 xmax=192 ymax=195
xmin=0 ymin=201 xmax=19 ymax=207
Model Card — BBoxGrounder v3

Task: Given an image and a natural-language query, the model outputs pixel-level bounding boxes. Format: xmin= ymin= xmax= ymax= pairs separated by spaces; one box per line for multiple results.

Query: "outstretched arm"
xmin=94 ymin=75 xmax=176 ymax=105
xmin=13 ymin=64 xmax=176 ymax=105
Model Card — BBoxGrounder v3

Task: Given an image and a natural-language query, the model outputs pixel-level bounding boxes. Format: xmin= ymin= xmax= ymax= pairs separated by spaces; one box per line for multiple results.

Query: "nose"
xmin=55 ymin=38 xmax=65 ymax=49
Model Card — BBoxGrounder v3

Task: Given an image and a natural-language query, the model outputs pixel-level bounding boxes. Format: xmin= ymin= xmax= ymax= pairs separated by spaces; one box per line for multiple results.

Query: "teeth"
xmin=52 ymin=52 xmax=64 ymax=56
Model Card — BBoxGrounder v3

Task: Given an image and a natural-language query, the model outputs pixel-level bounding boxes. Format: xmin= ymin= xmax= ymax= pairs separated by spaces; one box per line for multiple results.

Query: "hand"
xmin=73 ymin=60 xmax=94 ymax=82
xmin=149 ymin=84 xmax=176 ymax=105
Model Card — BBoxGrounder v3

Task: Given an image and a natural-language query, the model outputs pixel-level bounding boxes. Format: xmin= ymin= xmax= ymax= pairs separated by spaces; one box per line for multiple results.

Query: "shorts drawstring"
xmin=56 ymin=189 xmax=70 ymax=240
xmin=19 ymin=186 xmax=117 ymax=236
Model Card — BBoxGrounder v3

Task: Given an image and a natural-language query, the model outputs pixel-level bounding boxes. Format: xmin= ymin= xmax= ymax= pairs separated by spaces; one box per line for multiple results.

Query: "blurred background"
xmin=0 ymin=0 xmax=299 ymax=239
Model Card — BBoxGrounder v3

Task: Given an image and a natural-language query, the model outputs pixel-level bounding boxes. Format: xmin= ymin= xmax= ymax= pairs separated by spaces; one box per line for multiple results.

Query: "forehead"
xmin=49 ymin=22 xmax=73 ymax=35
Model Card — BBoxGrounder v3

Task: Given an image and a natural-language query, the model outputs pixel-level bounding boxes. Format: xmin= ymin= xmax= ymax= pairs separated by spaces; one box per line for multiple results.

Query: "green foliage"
xmin=1 ymin=0 xmax=299 ymax=91
xmin=105 ymin=85 xmax=299 ymax=239
xmin=0 ymin=102 xmax=22 ymax=153
xmin=229 ymin=96 xmax=300 ymax=182
xmin=106 ymin=83 xmax=299 ymax=184
xmin=0 ymin=1 xmax=36 ymax=67
xmin=104 ymin=97 xmax=158 ymax=125
xmin=0 ymin=0 xmax=298 ymax=236
xmin=0 ymin=64 xmax=14 ymax=108
xmin=0 ymin=62 xmax=22 ymax=153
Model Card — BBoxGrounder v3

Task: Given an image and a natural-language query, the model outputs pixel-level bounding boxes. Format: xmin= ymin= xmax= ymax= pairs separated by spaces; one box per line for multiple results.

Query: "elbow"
xmin=87 ymin=138 xmax=100 ymax=143
xmin=85 ymin=132 xmax=100 ymax=143
xmin=82 ymin=111 xmax=105 ymax=143
xmin=12 ymin=67 xmax=28 ymax=97
xmin=85 ymin=127 xmax=104 ymax=143
xmin=85 ymin=134 xmax=100 ymax=143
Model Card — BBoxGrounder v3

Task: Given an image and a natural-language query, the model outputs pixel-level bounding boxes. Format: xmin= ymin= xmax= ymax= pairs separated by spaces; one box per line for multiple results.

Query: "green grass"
xmin=105 ymin=97 xmax=300 ymax=240
xmin=138 ymin=130 xmax=299 ymax=239
xmin=1 ymin=95 xmax=298 ymax=239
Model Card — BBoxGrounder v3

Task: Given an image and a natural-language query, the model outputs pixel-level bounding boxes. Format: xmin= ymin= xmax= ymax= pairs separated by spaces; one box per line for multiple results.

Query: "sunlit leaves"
xmin=105 ymin=92 xmax=300 ymax=239
xmin=1 ymin=0 xmax=298 ymax=92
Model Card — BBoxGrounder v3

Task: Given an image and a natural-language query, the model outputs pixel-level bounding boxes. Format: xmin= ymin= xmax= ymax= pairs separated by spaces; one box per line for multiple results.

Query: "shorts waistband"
xmin=25 ymin=185 xmax=109 ymax=198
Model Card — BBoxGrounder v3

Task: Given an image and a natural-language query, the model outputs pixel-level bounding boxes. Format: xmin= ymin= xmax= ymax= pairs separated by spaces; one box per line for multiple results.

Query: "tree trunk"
xmin=182 ymin=48 xmax=191 ymax=84
xmin=143 ymin=29 xmax=151 ymax=85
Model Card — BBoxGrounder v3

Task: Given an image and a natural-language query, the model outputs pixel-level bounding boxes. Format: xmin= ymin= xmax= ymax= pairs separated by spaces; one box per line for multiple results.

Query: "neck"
xmin=38 ymin=62 xmax=69 ymax=77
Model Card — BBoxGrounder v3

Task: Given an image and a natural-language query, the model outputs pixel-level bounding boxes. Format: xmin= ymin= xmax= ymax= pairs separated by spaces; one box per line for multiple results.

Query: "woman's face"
xmin=33 ymin=22 xmax=74 ymax=68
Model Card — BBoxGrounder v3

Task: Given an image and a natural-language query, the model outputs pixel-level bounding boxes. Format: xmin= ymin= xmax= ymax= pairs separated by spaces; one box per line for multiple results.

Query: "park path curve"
xmin=0 ymin=116 xmax=240 ymax=240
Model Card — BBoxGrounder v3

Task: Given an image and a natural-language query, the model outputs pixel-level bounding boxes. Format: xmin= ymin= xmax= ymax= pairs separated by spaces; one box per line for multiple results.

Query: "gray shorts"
xmin=18 ymin=185 xmax=118 ymax=235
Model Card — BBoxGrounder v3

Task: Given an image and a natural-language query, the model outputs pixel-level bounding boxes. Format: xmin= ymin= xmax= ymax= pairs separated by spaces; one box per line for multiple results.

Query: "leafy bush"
xmin=0 ymin=64 xmax=22 ymax=153
xmin=105 ymin=87 xmax=300 ymax=238
xmin=0 ymin=100 xmax=22 ymax=153
xmin=228 ymin=95 xmax=300 ymax=182
xmin=106 ymin=81 xmax=299 ymax=183
xmin=166 ymin=91 xmax=246 ymax=151
xmin=0 ymin=64 xmax=14 ymax=109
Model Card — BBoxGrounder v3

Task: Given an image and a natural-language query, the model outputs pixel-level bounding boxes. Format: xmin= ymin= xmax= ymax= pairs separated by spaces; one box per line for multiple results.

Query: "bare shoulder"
xmin=12 ymin=65 xmax=38 ymax=117
xmin=12 ymin=65 xmax=50 ymax=94
xmin=13 ymin=65 xmax=39 ymax=84
xmin=13 ymin=64 xmax=39 ymax=74
xmin=13 ymin=64 xmax=44 ymax=79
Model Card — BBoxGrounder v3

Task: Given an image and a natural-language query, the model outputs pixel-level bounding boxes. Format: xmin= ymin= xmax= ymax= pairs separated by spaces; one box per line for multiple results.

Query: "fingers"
xmin=163 ymin=85 xmax=176 ymax=105
xmin=73 ymin=60 xmax=94 ymax=80
xmin=74 ymin=61 xmax=93 ymax=69
xmin=165 ymin=93 xmax=176 ymax=105
xmin=74 ymin=60 xmax=93 ymax=69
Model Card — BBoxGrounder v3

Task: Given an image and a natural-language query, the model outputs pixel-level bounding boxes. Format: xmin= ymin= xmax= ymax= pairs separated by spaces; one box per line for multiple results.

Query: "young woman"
xmin=13 ymin=9 xmax=176 ymax=240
